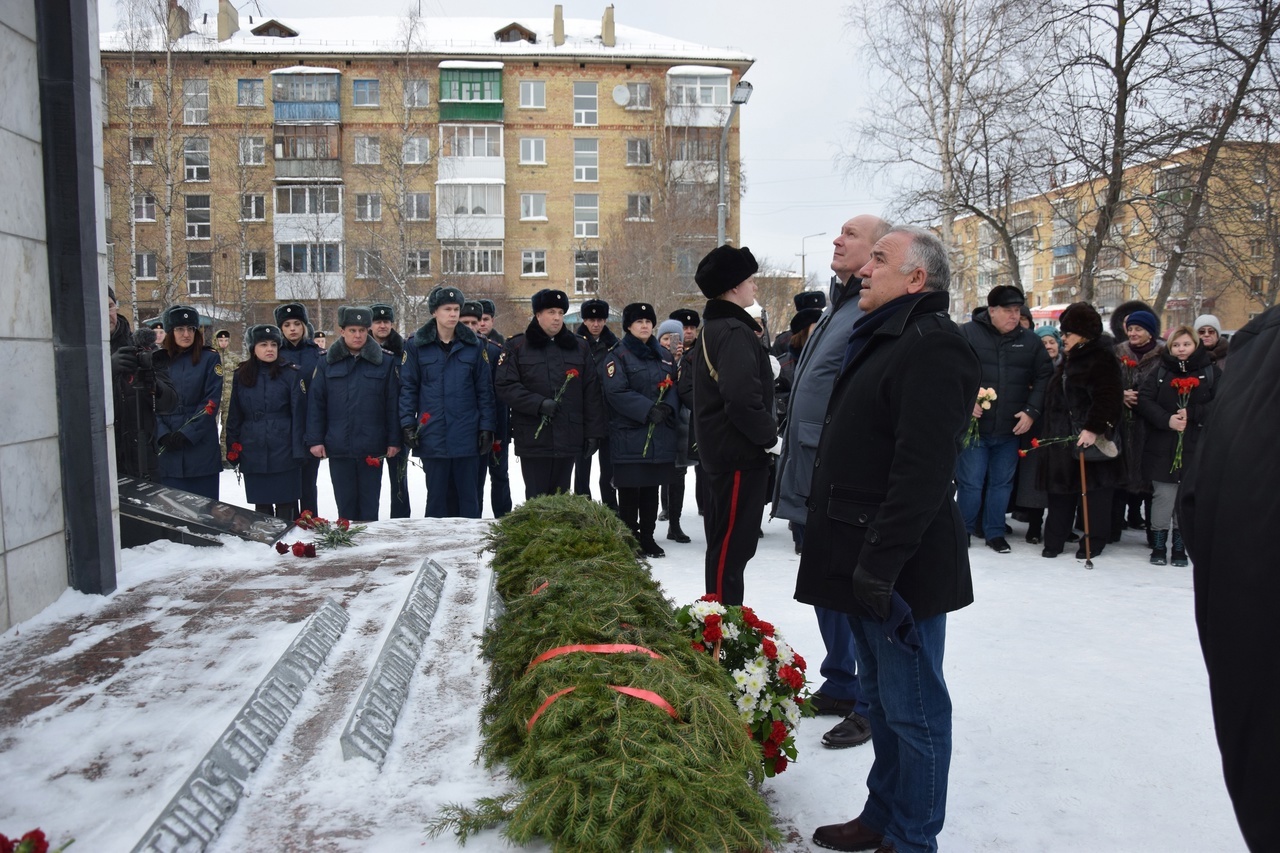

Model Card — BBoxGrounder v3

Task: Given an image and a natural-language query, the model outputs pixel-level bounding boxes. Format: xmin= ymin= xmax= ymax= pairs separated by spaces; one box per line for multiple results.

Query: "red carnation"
xmin=762 ymin=740 xmax=780 ymax=758
xmin=771 ymin=720 xmax=788 ymax=743
xmin=566 ymin=368 xmax=580 ymax=378
xmin=704 ymin=613 xmax=722 ymax=627
xmin=691 ymin=640 xmax=704 ymax=652
xmin=291 ymin=541 xmax=306 ymax=557
xmin=793 ymin=652 xmax=807 ymax=671
xmin=492 ymin=441 xmax=502 ymax=455
xmin=1018 ymin=449 xmax=1028 ymax=458
xmin=0 ymin=835 xmax=11 ymax=853
xmin=303 ymin=543 xmax=317 ymax=558
xmin=773 ymin=755 xmax=789 ymax=774
xmin=20 ymin=830 xmax=49 ymax=853
xmin=658 ymin=376 xmax=674 ymax=390
xmin=275 ymin=541 xmax=288 ymax=555
xmin=700 ymin=593 xmax=721 ymax=603
xmin=1030 ymin=438 xmax=1041 ymax=449
xmin=203 ymin=399 xmax=216 ymax=415
xmin=337 ymin=518 xmax=350 ymax=530
xmin=740 ymin=606 xmax=757 ymax=624
xmin=762 ymin=638 xmax=778 ymax=660
xmin=757 ymin=620 xmax=776 ymax=637
xmin=778 ymin=664 xmax=804 ymax=691
xmin=702 ymin=624 xmax=723 ymax=644
xmin=419 ymin=411 xmax=431 ymax=425
xmin=365 ymin=456 xmax=380 ymax=467
xmin=231 ymin=442 xmax=243 ymax=453
xmin=227 ymin=450 xmax=239 ymax=462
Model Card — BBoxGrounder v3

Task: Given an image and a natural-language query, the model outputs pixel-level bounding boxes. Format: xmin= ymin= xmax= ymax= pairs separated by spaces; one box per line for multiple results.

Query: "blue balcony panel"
xmin=274 ymin=102 xmax=340 ymax=123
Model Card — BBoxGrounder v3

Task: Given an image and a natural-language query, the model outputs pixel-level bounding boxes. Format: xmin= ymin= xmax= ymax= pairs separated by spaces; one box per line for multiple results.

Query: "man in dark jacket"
xmin=771 ymin=289 xmax=827 ymax=357
xmin=462 ymin=301 xmax=511 ymax=518
xmin=573 ymin=298 xmax=619 ymax=509
xmin=496 ymin=289 xmax=606 ymax=499
xmin=478 ymin=298 xmax=505 ymax=345
xmin=370 ymin=303 xmax=410 ymax=518
xmin=276 ymin=301 xmax=323 ymax=515
xmin=109 ymin=288 xmax=177 ymax=481
xmin=957 ymin=285 xmax=1053 ymax=553
xmin=692 ymin=245 xmax=777 ymax=606
xmin=798 ymin=226 xmax=980 ymax=853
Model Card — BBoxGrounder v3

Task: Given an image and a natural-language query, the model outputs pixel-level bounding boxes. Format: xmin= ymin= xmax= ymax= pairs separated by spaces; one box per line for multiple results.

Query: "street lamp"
xmin=716 ymin=80 xmax=753 ymax=246
xmin=797 ymin=231 xmax=826 ymax=282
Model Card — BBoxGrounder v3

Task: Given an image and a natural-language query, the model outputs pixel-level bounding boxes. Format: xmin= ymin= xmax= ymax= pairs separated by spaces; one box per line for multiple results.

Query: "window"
xmin=352 ymin=79 xmax=380 ymax=106
xmin=626 ymin=193 xmax=652 ymax=220
xmin=130 ymin=136 xmax=155 ymax=164
xmin=185 ymin=195 xmax=210 ymax=240
xmin=674 ymin=247 xmax=698 ymax=276
xmin=133 ymin=193 xmax=156 ymax=222
xmin=574 ymin=249 xmax=600 ymax=294
xmin=126 ymin=78 xmax=153 ymax=108
xmin=625 ymin=81 xmax=652 ymax=109
xmin=1250 ymin=238 xmax=1266 ymax=259
xmin=242 ymin=251 xmax=267 ymax=279
xmin=669 ymin=127 xmax=718 ymax=161
xmin=1034 ymin=265 xmax=1045 ymax=282
xmin=520 ymin=193 xmax=547 ymax=220
xmin=240 ymin=193 xmax=265 ymax=221
xmin=237 ymin=79 xmax=264 ymax=107
xmin=626 ymin=138 xmax=652 ymax=166
xmin=239 ymin=136 xmax=266 ymax=165
xmin=440 ymin=185 xmax=502 ymax=216
xmin=104 ymin=185 xmax=112 ymax=222
xmin=354 ymin=136 xmax=381 ymax=164
xmin=355 ymin=193 xmax=382 ymax=221
xmin=573 ymin=81 xmax=598 ymax=125
xmin=134 ymin=252 xmax=157 ymax=279
xmin=274 ymin=74 xmax=338 ymax=102
xmin=1250 ymin=202 xmax=1268 ymax=221
xmin=574 ymin=194 xmax=599 ymax=238
xmin=574 ymin=139 xmax=598 ymax=181
xmin=277 ymin=243 xmax=341 ymax=274
xmin=274 ymin=185 xmax=341 ymax=215
xmin=184 ymin=138 xmax=210 ymax=181
xmin=441 ymin=240 xmax=503 ymax=274
xmin=355 ymin=249 xmax=382 ymax=279
xmin=519 ymin=137 xmax=546 ymax=165
xmin=441 ymin=125 xmax=502 ymax=157
xmin=406 ymin=249 xmax=431 ymax=276
xmin=183 ymin=79 xmax=209 ymax=125
xmin=274 ymin=124 xmax=338 ymax=159
xmin=404 ymin=79 xmax=430 ymax=107
xmin=403 ymin=136 xmax=430 ymax=164
xmin=668 ymin=75 xmax=729 ymax=106
xmin=440 ymin=70 xmax=500 ymax=101
xmin=519 ymin=80 xmax=545 ymax=108
xmin=521 ymin=249 xmax=547 ymax=276
xmin=403 ymin=192 xmax=432 ymax=221
xmin=187 ymin=252 xmax=212 ymax=295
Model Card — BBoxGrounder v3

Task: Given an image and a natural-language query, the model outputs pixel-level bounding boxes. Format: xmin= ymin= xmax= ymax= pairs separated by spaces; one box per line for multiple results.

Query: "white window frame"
xmin=441 ymin=185 xmax=502 ymax=217
xmin=134 ymin=252 xmax=157 ymax=279
xmin=521 ymin=249 xmax=547 ymax=277
xmin=405 ymin=249 xmax=432 ymax=277
xmin=441 ymin=240 xmax=503 ymax=275
xmin=355 ymin=192 xmax=382 ymax=221
xmin=520 ymin=192 xmax=547 ymax=221
xmin=403 ymin=136 xmax=430 ymax=164
xmin=573 ymin=81 xmax=598 ymax=126
xmin=519 ymin=137 xmax=546 ymax=165
xmin=625 ymin=81 xmax=652 ymax=110
xmin=574 ymin=249 xmax=600 ymax=294
xmin=574 ymin=193 xmax=599 ymax=238
xmin=133 ymin=193 xmax=156 ymax=222
xmin=404 ymin=79 xmax=431 ymax=108
xmin=274 ymin=185 xmax=341 ymax=215
xmin=130 ymin=136 xmax=154 ymax=165
xmin=355 ymin=249 xmax=383 ymax=279
xmin=669 ymin=75 xmax=729 ymax=106
xmin=574 ymin=139 xmax=598 ymax=182
xmin=185 ymin=194 xmax=211 ymax=240
xmin=277 ymin=243 xmax=341 ymax=274
xmin=441 ymin=125 xmax=503 ymax=158
xmin=242 ymin=250 xmax=267 ymax=279
xmin=354 ymin=136 xmax=381 ymax=165
xmin=626 ymin=193 xmax=652 ymax=221
xmin=187 ymin=251 xmax=212 ymax=296
xmin=519 ymin=80 xmax=546 ymax=109
xmin=183 ymin=79 xmax=209 ymax=125
xmin=239 ymin=136 xmax=266 ymax=166
xmin=126 ymin=78 xmax=153 ymax=108
xmin=626 ymin=138 xmax=652 ymax=166
xmin=237 ymin=79 xmax=265 ymax=107
xmin=184 ymin=137 xmax=210 ymax=182
xmin=240 ymin=193 xmax=266 ymax=221
xmin=352 ymin=79 xmax=380 ymax=107
xmin=403 ymin=192 xmax=432 ymax=221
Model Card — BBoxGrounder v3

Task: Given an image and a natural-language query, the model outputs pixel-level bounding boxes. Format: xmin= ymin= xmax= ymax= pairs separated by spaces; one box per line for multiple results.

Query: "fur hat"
xmin=670 ymin=308 xmax=700 ymax=328
xmin=580 ymin=298 xmax=610 ymax=320
xmin=794 ymin=290 xmax=826 ymax=311
xmin=337 ymin=306 xmax=373 ymax=328
xmin=246 ymin=324 xmax=283 ymax=349
xmin=695 ymin=245 xmax=759 ymax=298
xmin=656 ymin=319 xmax=684 ymax=341
xmin=623 ymin=302 xmax=658 ymax=329
xmin=274 ymin=302 xmax=308 ymax=327
xmin=429 ymin=285 xmax=465 ymax=313
xmin=370 ymin=303 xmax=394 ymax=322
xmin=461 ymin=301 xmax=484 ymax=320
xmin=214 ymin=329 xmax=231 ymax=340
xmin=479 ymin=298 xmax=498 ymax=317
xmin=1124 ymin=309 xmax=1160 ymax=340
xmin=1193 ymin=314 xmax=1222 ymax=335
xmin=987 ymin=285 xmax=1026 ymax=307
xmin=162 ymin=305 xmax=200 ymax=332
xmin=532 ymin=289 xmax=570 ymax=313
xmin=1058 ymin=302 xmax=1103 ymax=340
xmin=1111 ymin=300 xmax=1154 ymax=340
xmin=790 ymin=308 xmax=823 ymax=335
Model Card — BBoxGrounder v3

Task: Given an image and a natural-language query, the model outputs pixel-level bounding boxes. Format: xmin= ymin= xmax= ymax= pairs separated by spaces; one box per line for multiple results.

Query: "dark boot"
xmin=666 ymin=518 xmax=691 ymax=543
xmin=1149 ymin=529 xmax=1168 ymax=566
xmin=1025 ymin=515 xmax=1042 ymax=545
xmin=638 ymin=535 xmax=666 ymax=558
xmin=1171 ymin=529 xmax=1188 ymax=566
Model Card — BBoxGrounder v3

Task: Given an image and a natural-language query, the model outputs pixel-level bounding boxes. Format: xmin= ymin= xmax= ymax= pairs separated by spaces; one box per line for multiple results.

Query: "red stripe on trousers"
xmin=714 ymin=470 xmax=742 ymax=600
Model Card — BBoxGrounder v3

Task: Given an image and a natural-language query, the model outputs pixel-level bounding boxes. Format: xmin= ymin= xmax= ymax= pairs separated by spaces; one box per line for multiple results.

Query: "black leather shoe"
xmin=986 ymin=536 xmax=1012 ymax=554
xmin=809 ymin=691 xmax=858 ymax=717
xmin=812 ymin=818 xmax=884 ymax=852
xmin=1075 ymin=542 xmax=1103 ymax=559
xmin=822 ymin=712 xmax=872 ymax=749
xmin=1042 ymin=547 xmax=1061 ymax=558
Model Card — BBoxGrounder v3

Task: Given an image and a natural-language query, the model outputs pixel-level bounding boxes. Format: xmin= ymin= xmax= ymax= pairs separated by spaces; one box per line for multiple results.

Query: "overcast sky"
xmin=99 ymin=0 xmax=897 ymax=279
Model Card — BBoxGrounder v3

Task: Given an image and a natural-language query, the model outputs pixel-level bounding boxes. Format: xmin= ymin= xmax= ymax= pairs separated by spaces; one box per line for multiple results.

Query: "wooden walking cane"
xmin=1079 ymin=453 xmax=1094 ymax=570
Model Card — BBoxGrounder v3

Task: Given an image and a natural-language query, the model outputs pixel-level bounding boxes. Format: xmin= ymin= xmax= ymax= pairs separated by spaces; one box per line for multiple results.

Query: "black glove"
xmin=160 ymin=432 xmax=189 ymax=451
xmin=851 ymin=563 xmax=893 ymax=621
xmin=646 ymin=403 xmax=673 ymax=425
xmin=111 ymin=346 xmax=139 ymax=375
xmin=583 ymin=437 xmax=600 ymax=456
xmin=538 ymin=398 xmax=560 ymax=419
xmin=402 ymin=426 xmax=420 ymax=450
xmin=477 ymin=430 xmax=494 ymax=456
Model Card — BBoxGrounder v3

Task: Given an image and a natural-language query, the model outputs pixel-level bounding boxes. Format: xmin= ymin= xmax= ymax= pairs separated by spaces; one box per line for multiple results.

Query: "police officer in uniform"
xmin=400 ymin=286 xmax=497 ymax=518
xmin=304 ymin=306 xmax=400 ymax=522
xmin=573 ymin=298 xmax=620 ymax=510
xmin=496 ymin=288 xmax=606 ymax=498
xmin=479 ymin=298 xmax=504 ymax=346
xmin=462 ymin=301 xmax=511 ymax=517
xmin=154 ymin=305 xmax=224 ymax=500
xmin=370 ymin=303 xmax=410 ymax=518
xmin=276 ymin=302 xmax=323 ymax=515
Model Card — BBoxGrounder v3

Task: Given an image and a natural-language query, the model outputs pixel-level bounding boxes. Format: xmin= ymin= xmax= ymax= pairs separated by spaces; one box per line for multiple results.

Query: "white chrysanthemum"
xmin=723 ymin=622 xmax=741 ymax=641
xmin=780 ymin=698 xmax=801 ymax=727
xmin=742 ymin=671 xmax=766 ymax=697
xmin=731 ymin=668 xmax=751 ymax=689
xmin=775 ymin=638 xmax=795 ymax=665
xmin=757 ymin=693 xmax=774 ymax=715
xmin=746 ymin=657 xmax=768 ymax=676
xmin=735 ymin=692 xmax=757 ymax=716
xmin=691 ymin=600 xmax=728 ymax=620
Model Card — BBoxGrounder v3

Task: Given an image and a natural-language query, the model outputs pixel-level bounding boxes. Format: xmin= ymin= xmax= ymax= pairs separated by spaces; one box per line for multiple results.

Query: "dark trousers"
xmin=573 ymin=438 xmax=617 ymax=509
xmin=617 ymin=486 xmax=659 ymax=540
xmin=1046 ymin=488 xmax=1113 ymax=555
xmin=255 ymin=502 xmax=299 ymax=523
xmin=479 ymin=444 xmax=513 ymax=518
xmin=425 ymin=456 xmax=481 ymax=518
xmin=694 ymin=463 xmax=709 ymax=516
xmin=522 ymin=456 xmax=574 ymax=500
xmin=664 ymin=468 xmax=687 ymax=521
xmin=298 ymin=455 xmax=321 ymax=516
xmin=702 ymin=467 xmax=769 ymax=606
xmin=385 ymin=453 xmax=410 ymax=518
xmin=329 ymin=457 xmax=381 ymax=522
xmin=161 ymin=474 xmax=219 ymax=501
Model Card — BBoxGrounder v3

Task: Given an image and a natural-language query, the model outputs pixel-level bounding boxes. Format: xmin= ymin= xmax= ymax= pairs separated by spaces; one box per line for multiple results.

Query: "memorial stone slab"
xmin=484 ymin=567 xmax=505 ymax=628
xmin=118 ymin=476 xmax=291 ymax=547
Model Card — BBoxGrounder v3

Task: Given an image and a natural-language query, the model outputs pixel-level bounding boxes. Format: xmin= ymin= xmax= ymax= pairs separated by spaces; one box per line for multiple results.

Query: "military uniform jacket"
xmin=154 ymin=346 xmax=224 ymax=479
xmin=226 ymin=363 xmax=307 ymax=474
xmin=600 ymin=333 xmax=680 ymax=465
xmin=691 ymin=299 xmax=776 ymax=474
xmin=305 ymin=337 xmax=400 ymax=458
xmin=794 ymin=291 xmax=980 ymax=621
xmin=399 ymin=320 xmax=496 ymax=459
xmin=495 ymin=320 xmax=605 ymax=458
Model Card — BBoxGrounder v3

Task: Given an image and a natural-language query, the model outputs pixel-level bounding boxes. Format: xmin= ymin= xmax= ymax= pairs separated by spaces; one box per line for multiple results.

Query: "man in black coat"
xmin=691 ymin=245 xmax=777 ymax=606
xmin=1180 ymin=304 xmax=1280 ymax=852
xmin=573 ymin=297 xmax=619 ymax=510
xmin=109 ymin=287 xmax=177 ymax=481
xmin=797 ymin=226 xmax=979 ymax=853
xmin=370 ymin=303 xmax=410 ymax=518
xmin=496 ymin=288 xmax=606 ymax=498
xmin=957 ymin=285 xmax=1053 ymax=553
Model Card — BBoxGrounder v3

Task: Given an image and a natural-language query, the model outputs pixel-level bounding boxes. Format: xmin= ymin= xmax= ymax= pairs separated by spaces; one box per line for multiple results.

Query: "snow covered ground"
xmin=0 ymin=458 xmax=1244 ymax=851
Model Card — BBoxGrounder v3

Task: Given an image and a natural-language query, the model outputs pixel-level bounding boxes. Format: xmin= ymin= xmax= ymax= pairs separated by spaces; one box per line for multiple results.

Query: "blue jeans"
xmin=815 ymin=605 xmax=867 ymax=713
xmin=849 ymin=613 xmax=952 ymax=853
xmin=955 ymin=434 xmax=1020 ymax=540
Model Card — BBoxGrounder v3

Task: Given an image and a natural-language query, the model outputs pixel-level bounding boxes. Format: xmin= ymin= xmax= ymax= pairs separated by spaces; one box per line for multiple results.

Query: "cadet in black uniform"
xmin=573 ymin=298 xmax=620 ymax=510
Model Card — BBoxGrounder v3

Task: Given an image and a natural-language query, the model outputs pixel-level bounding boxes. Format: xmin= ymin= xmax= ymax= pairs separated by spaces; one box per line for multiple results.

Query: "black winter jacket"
xmin=960 ymin=310 xmax=1053 ymax=436
xmin=576 ymin=323 xmax=620 ymax=368
xmin=1136 ymin=346 xmax=1220 ymax=484
xmin=111 ymin=318 xmax=177 ymax=481
xmin=1037 ymin=337 xmax=1125 ymax=494
xmin=305 ymin=337 xmax=400 ymax=458
xmin=600 ymin=333 xmax=679 ymax=465
xmin=691 ymin=300 xmax=776 ymax=474
xmin=226 ymin=362 xmax=307 ymax=474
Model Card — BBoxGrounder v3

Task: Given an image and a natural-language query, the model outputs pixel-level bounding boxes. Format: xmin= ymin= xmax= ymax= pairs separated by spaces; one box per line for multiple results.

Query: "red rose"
xmin=291 ymin=542 xmax=306 ymax=557
xmin=275 ymin=541 xmax=288 ymax=555
xmin=304 ymin=543 xmax=317 ymax=558
xmin=773 ymin=755 xmax=789 ymax=774
xmin=793 ymin=652 xmax=807 ymax=671
xmin=702 ymin=624 xmax=723 ymax=643
xmin=762 ymin=638 xmax=778 ymax=660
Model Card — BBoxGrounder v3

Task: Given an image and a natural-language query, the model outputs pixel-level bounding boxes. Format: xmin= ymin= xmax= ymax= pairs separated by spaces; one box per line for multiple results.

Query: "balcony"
xmin=669 ymin=159 xmax=717 ymax=184
xmin=274 ymin=101 xmax=340 ymax=123
xmin=275 ymin=159 xmax=343 ymax=180
xmin=439 ymin=101 xmax=503 ymax=122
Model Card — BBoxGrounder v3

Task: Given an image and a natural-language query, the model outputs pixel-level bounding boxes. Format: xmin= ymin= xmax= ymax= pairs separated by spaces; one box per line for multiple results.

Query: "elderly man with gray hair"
xmin=796 ymin=225 xmax=980 ymax=853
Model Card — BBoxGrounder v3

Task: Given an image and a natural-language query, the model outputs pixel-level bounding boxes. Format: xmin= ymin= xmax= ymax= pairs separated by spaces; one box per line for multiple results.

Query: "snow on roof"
xmin=438 ymin=60 xmax=505 ymax=70
xmin=269 ymin=65 xmax=341 ymax=74
xmin=100 ymin=15 xmax=755 ymax=66
xmin=667 ymin=65 xmax=733 ymax=76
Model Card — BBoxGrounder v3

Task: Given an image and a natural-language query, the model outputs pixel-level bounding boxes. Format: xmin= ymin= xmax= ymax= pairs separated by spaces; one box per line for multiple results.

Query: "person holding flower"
xmin=226 ymin=324 xmax=306 ymax=522
xmin=275 ymin=301 xmax=324 ymax=516
xmin=1136 ymin=325 xmax=1219 ymax=566
xmin=495 ymin=288 xmax=605 ymax=499
xmin=1114 ymin=307 xmax=1166 ymax=533
xmin=600 ymin=303 xmax=681 ymax=558
xmin=154 ymin=305 xmax=223 ymax=499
